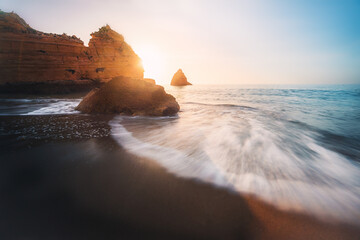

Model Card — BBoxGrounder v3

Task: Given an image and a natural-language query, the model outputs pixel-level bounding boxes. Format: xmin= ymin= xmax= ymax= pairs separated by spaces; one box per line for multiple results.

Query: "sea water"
xmin=1 ymin=84 xmax=360 ymax=223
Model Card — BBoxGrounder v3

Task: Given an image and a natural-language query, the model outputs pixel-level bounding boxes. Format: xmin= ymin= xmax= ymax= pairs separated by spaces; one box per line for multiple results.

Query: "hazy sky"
xmin=2 ymin=0 xmax=360 ymax=85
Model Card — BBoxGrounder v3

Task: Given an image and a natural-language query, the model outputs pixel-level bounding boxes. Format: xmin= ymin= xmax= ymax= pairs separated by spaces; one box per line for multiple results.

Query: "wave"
xmin=0 ymin=98 xmax=81 ymax=116
xmin=110 ymin=117 xmax=231 ymax=188
xmin=0 ymin=99 xmax=34 ymax=103
xmin=182 ymin=101 xmax=256 ymax=109
xmin=0 ymin=98 xmax=60 ymax=103
xmin=110 ymin=115 xmax=360 ymax=224
xmin=24 ymin=100 xmax=81 ymax=115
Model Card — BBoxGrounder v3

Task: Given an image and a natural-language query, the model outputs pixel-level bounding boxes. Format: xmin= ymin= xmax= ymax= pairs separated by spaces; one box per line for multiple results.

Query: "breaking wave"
xmin=110 ymin=85 xmax=360 ymax=223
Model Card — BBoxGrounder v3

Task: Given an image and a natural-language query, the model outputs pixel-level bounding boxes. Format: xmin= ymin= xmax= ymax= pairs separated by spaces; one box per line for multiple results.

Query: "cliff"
xmin=0 ymin=11 xmax=144 ymax=94
xmin=170 ymin=69 xmax=191 ymax=86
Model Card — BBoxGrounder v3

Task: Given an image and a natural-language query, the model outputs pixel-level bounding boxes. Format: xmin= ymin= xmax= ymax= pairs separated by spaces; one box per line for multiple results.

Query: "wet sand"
xmin=0 ymin=115 xmax=359 ymax=239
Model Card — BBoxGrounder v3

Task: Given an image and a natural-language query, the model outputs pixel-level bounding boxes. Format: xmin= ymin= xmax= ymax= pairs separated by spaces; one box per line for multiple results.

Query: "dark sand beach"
xmin=1 ymin=114 xmax=359 ymax=239
xmin=1 ymin=3 xmax=360 ymax=239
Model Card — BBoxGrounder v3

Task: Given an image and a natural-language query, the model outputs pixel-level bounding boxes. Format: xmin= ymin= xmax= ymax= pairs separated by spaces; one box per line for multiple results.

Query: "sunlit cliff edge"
xmin=0 ymin=10 xmax=144 ymax=94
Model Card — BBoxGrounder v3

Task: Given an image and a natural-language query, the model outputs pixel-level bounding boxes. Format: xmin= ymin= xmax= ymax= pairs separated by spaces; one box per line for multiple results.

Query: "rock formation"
xmin=0 ymin=11 xmax=144 ymax=93
xmin=170 ymin=69 xmax=192 ymax=86
xmin=76 ymin=77 xmax=179 ymax=116
xmin=143 ymin=78 xmax=156 ymax=84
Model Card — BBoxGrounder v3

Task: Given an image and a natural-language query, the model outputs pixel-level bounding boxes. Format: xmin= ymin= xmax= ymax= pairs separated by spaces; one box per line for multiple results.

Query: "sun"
xmin=136 ymin=45 xmax=166 ymax=85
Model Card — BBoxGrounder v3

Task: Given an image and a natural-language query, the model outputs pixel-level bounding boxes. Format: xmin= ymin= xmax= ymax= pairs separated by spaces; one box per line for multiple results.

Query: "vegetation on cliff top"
xmin=0 ymin=10 xmax=83 ymax=43
xmin=90 ymin=24 xmax=125 ymax=42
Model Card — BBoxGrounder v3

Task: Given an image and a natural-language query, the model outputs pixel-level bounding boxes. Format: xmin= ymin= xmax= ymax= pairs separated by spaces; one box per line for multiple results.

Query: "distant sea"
xmin=1 ymin=84 xmax=360 ymax=223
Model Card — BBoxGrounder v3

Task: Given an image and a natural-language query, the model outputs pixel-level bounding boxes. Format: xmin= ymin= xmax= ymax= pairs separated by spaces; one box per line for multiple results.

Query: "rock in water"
xmin=76 ymin=77 xmax=180 ymax=116
xmin=0 ymin=11 xmax=143 ymax=94
xmin=170 ymin=69 xmax=192 ymax=86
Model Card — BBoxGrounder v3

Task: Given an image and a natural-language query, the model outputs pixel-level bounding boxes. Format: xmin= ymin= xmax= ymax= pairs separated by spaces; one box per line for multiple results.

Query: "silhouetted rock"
xmin=76 ymin=77 xmax=180 ymax=116
xmin=0 ymin=11 xmax=143 ymax=94
xmin=143 ymin=78 xmax=156 ymax=84
xmin=170 ymin=69 xmax=192 ymax=86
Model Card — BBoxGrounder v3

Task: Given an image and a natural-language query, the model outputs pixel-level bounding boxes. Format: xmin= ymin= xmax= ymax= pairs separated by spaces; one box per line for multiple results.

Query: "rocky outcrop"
xmin=143 ymin=78 xmax=156 ymax=84
xmin=170 ymin=69 xmax=191 ymax=86
xmin=0 ymin=11 xmax=144 ymax=94
xmin=75 ymin=77 xmax=180 ymax=116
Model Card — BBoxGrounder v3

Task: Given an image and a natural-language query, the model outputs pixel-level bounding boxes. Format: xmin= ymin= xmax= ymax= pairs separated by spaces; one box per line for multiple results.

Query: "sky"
xmin=2 ymin=0 xmax=360 ymax=85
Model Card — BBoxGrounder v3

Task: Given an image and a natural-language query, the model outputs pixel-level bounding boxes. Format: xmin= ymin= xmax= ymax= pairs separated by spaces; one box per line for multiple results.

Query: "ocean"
xmin=1 ymin=84 xmax=360 ymax=224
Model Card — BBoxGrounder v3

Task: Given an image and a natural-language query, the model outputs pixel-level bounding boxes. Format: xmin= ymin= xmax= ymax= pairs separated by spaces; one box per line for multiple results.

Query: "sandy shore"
xmin=0 ymin=115 xmax=359 ymax=239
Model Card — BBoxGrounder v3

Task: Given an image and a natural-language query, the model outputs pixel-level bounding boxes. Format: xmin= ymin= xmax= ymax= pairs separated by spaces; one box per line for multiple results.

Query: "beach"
xmin=1 ymin=2 xmax=360 ymax=238
xmin=1 ymin=113 xmax=359 ymax=239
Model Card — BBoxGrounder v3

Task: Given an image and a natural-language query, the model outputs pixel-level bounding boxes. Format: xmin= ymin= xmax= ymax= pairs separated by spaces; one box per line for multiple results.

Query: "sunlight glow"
xmin=136 ymin=45 xmax=167 ymax=85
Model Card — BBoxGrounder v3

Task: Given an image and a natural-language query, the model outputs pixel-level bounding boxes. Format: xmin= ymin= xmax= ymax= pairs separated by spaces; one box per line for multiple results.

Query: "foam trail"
xmin=110 ymin=104 xmax=360 ymax=224
xmin=110 ymin=117 xmax=232 ymax=189
xmin=24 ymin=100 xmax=81 ymax=115
xmin=203 ymin=119 xmax=360 ymax=221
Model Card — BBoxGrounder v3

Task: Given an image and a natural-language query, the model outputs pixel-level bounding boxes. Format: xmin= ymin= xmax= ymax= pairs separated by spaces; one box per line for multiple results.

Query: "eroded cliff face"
xmin=0 ymin=11 xmax=144 ymax=93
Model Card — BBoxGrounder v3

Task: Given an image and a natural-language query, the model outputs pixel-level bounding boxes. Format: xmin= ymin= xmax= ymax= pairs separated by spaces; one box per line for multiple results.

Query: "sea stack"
xmin=0 ymin=11 xmax=143 ymax=94
xmin=76 ymin=77 xmax=180 ymax=116
xmin=170 ymin=69 xmax=192 ymax=86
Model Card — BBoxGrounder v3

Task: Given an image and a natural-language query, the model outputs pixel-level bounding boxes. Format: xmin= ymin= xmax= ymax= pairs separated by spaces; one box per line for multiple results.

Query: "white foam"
xmin=203 ymin=119 xmax=360 ymax=222
xmin=110 ymin=107 xmax=360 ymax=224
xmin=24 ymin=100 xmax=81 ymax=115
xmin=110 ymin=117 xmax=231 ymax=189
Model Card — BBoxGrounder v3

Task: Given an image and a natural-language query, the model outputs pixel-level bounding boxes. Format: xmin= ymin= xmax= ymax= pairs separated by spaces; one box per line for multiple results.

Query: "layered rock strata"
xmin=0 ymin=11 xmax=143 ymax=94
